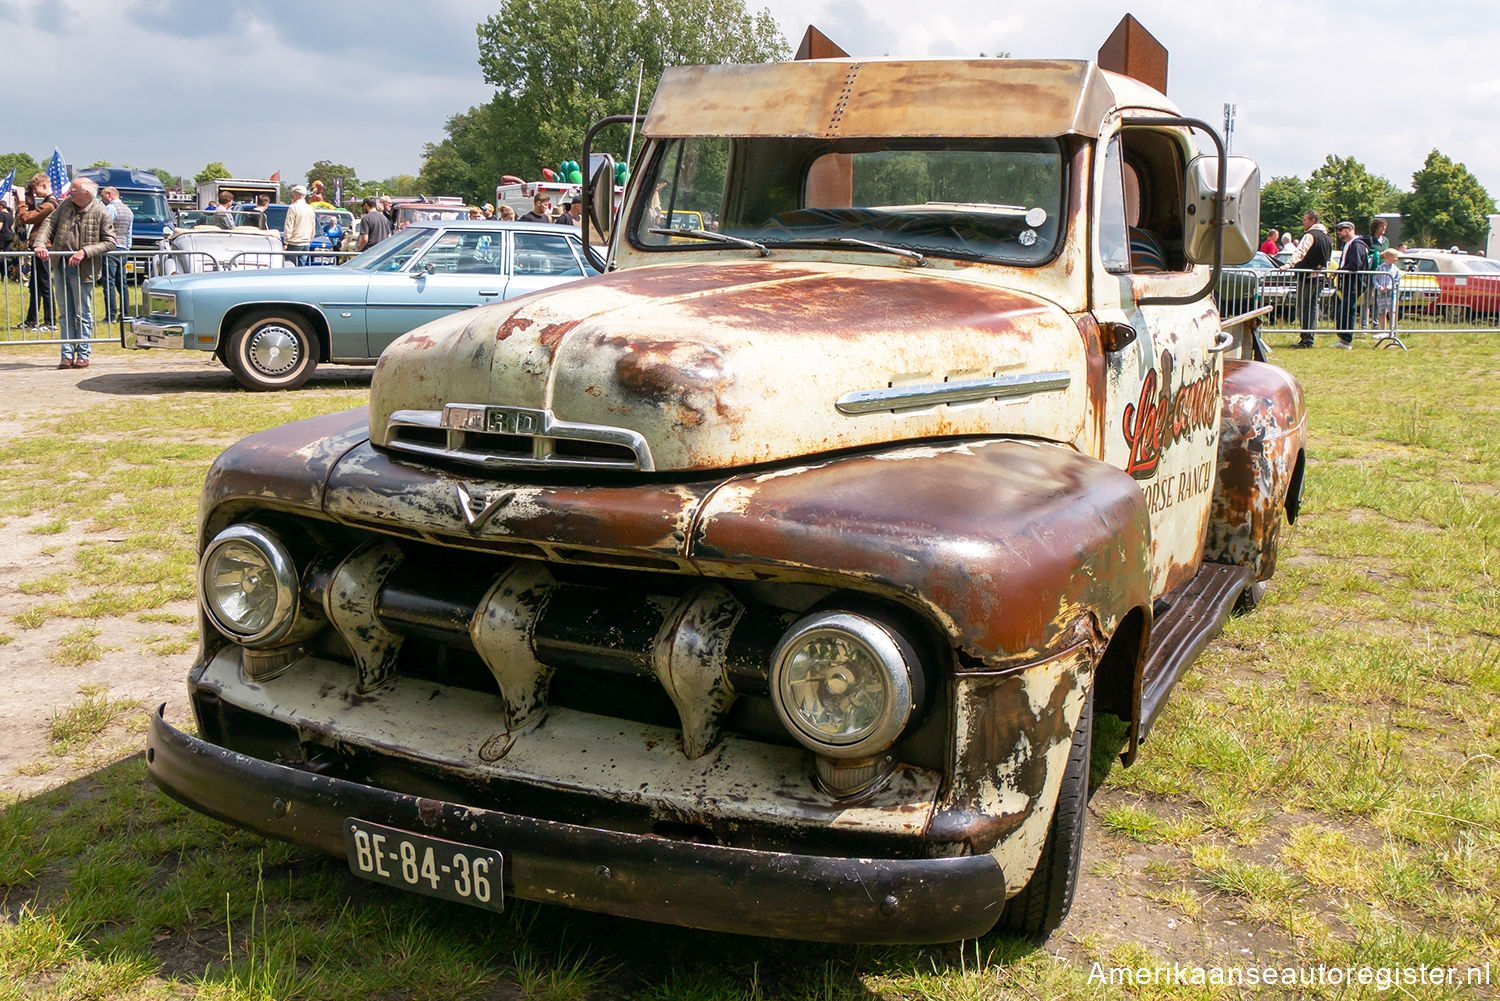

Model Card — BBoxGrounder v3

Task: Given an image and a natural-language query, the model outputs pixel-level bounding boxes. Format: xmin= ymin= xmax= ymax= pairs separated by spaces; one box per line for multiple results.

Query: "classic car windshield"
xmin=633 ymin=137 xmax=1064 ymax=265
xmin=344 ymin=226 xmax=433 ymax=271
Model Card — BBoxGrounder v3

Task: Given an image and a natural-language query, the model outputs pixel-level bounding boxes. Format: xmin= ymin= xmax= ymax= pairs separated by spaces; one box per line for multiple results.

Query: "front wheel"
xmin=225 ymin=311 xmax=318 ymax=391
xmin=995 ymin=685 xmax=1093 ymax=937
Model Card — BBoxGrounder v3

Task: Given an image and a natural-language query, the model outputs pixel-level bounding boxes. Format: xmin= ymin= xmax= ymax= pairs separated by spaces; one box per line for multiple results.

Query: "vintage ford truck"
xmin=148 ymin=22 xmax=1307 ymax=943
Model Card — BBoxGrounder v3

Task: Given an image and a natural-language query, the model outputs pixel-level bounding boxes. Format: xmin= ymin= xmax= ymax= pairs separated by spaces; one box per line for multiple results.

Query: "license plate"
xmin=344 ymin=817 xmax=504 ymax=911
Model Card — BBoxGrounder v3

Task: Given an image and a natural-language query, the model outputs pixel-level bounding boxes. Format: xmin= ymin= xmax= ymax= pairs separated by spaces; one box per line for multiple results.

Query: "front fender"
xmin=694 ymin=439 xmax=1152 ymax=670
xmin=1206 ymin=360 xmax=1307 ymax=580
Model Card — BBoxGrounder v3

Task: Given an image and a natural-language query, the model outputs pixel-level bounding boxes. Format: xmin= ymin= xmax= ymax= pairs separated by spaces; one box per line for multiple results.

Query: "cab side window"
xmin=1100 ymin=138 xmax=1131 ymax=274
xmin=1119 ymin=130 xmax=1186 ymax=272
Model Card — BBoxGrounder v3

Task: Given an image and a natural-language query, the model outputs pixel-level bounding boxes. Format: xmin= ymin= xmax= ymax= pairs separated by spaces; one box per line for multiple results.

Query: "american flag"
xmin=46 ymin=148 xmax=69 ymax=198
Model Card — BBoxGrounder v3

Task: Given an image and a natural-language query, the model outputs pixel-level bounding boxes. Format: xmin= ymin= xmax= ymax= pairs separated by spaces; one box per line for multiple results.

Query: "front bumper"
xmin=125 ymin=317 xmax=185 ymax=350
xmin=148 ymin=708 xmax=1006 ymax=943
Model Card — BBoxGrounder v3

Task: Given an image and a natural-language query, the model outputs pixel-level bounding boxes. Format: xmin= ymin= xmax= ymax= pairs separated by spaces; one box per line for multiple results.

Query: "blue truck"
xmin=74 ymin=167 xmax=174 ymax=249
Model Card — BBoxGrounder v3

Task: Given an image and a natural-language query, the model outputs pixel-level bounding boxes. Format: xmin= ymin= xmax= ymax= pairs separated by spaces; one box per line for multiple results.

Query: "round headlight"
xmin=771 ymin=611 xmax=919 ymax=759
xmin=200 ymin=524 xmax=299 ymax=647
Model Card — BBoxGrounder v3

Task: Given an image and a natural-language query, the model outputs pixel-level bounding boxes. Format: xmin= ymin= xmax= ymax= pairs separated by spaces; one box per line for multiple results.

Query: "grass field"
xmin=0 ymin=332 xmax=1495 ymax=1000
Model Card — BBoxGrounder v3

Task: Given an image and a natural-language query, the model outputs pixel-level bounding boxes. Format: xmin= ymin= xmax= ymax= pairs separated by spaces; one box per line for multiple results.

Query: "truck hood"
xmin=369 ymin=261 xmax=1088 ymax=473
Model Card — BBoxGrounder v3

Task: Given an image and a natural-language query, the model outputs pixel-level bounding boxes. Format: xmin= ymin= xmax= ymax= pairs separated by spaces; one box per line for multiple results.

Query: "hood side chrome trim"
xmin=835 ymin=370 xmax=1071 ymax=415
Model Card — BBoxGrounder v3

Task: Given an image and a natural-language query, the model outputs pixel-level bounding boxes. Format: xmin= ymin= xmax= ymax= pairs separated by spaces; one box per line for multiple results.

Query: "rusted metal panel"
xmin=693 ymin=439 xmax=1152 ymax=670
xmin=1205 ymin=360 xmax=1308 ymax=579
xmin=369 ymin=262 xmax=1088 ymax=474
xmin=644 ymin=60 xmax=1163 ymax=140
xmin=193 ymin=648 xmax=940 ymax=839
xmin=322 ymin=443 xmax=711 ymax=562
xmin=931 ymin=645 xmax=1095 ymax=885
xmin=198 ymin=408 xmax=369 ymax=543
xmin=149 ymin=708 xmax=1005 ymax=944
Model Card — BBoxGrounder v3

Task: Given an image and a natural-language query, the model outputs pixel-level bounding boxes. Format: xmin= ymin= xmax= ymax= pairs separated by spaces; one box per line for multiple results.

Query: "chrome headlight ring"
xmin=770 ymin=610 xmax=921 ymax=760
xmin=199 ymin=524 xmax=300 ymax=648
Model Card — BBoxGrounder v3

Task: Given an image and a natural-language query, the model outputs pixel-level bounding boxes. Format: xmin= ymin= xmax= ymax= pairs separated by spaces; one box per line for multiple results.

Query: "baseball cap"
xmin=291 ymin=184 xmax=308 ymax=196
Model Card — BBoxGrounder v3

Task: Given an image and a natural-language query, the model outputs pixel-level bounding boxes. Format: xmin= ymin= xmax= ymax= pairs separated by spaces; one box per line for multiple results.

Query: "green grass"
xmin=0 ymin=331 xmax=1495 ymax=998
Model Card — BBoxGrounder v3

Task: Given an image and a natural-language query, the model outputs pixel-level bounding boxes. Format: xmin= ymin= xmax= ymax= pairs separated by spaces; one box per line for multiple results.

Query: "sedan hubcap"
xmin=248 ymin=325 xmax=301 ymax=376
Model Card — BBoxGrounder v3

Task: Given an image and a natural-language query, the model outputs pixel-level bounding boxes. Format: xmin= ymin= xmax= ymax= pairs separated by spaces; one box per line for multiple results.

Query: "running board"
xmin=1138 ymin=563 xmax=1254 ymax=741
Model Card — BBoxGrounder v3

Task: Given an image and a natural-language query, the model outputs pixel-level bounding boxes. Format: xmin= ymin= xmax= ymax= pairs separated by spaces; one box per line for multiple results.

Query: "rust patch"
xmin=416 ymin=797 xmax=443 ymax=828
xmin=606 ymin=339 xmax=734 ymax=428
xmin=495 ymin=314 xmax=537 ymax=343
xmin=538 ymin=320 xmax=582 ymax=359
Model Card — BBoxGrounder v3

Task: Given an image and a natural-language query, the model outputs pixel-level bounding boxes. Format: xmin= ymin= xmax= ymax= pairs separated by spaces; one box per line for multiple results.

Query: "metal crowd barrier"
xmin=1216 ymin=265 xmax=1498 ymax=340
xmin=2 ymin=247 xmax=357 ymax=347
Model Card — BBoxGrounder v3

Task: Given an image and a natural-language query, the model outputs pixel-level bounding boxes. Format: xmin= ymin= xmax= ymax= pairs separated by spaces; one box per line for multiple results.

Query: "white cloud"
xmin=3 ymin=0 xmax=1497 ymax=198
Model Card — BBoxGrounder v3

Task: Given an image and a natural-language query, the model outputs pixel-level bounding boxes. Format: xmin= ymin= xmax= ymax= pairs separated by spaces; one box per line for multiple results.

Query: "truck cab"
xmin=149 ymin=23 xmax=1306 ymax=944
xmin=74 ymin=167 xmax=174 ymax=249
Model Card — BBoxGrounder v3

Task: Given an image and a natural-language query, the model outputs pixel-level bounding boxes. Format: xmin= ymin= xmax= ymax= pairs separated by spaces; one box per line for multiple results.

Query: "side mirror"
xmin=588 ymin=154 xmax=615 ymax=240
xmin=1184 ymin=154 xmax=1260 ymax=266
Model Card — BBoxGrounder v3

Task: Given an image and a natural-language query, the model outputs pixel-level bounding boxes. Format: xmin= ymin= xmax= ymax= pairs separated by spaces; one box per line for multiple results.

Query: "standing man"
xmin=519 ymin=192 xmax=551 ymax=222
xmin=283 ymin=184 xmax=315 ymax=262
xmin=357 ymin=196 xmax=390 ymax=251
xmin=556 ymin=198 xmax=581 ymax=226
xmin=100 ymin=186 xmax=133 ymax=323
xmin=1332 ymin=221 xmax=1369 ymax=347
xmin=1280 ymin=210 xmax=1332 ymax=347
xmin=32 ymin=177 xmax=115 ymax=369
xmin=1259 ymin=228 xmax=1279 ymax=256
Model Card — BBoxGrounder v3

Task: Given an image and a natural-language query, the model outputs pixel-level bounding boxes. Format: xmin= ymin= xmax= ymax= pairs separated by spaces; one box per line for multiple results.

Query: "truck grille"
xmin=384 ymin=406 xmax=654 ymax=472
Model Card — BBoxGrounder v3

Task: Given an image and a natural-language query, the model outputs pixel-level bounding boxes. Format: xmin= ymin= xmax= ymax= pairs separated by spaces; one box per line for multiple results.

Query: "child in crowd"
xmin=1373 ymin=248 xmax=1401 ymax=339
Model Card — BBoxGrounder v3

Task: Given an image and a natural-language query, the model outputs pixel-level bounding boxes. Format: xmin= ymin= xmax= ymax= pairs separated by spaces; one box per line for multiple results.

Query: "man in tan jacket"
xmin=32 ymin=177 xmax=115 ymax=368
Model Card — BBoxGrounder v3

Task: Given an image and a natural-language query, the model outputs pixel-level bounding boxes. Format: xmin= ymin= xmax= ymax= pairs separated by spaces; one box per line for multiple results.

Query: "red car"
xmin=1400 ymin=251 xmax=1500 ymax=320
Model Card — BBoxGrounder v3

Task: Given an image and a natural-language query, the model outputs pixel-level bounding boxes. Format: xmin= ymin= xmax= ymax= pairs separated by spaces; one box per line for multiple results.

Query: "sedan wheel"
xmin=226 ymin=312 xmax=318 ymax=391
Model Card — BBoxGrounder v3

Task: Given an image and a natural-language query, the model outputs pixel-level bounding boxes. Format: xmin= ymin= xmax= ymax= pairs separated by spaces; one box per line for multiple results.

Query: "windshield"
xmin=632 ymin=138 xmax=1064 ymax=265
xmin=121 ymin=192 xmax=171 ymax=224
xmin=1457 ymin=258 xmax=1500 ymax=274
xmin=344 ymin=225 xmax=434 ymax=271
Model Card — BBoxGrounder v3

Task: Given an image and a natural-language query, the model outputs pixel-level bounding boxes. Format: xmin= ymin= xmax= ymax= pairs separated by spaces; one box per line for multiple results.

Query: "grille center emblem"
xmin=456 ymin=484 xmax=514 ymax=534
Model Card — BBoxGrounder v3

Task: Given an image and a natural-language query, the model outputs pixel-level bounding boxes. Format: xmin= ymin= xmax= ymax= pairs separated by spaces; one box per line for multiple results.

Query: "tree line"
xmin=1263 ymin=151 xmax=1495 ymax=252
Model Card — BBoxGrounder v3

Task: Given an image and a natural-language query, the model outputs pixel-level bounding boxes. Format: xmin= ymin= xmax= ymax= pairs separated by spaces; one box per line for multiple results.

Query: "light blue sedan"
xmin=128 ymin=221 xmax=594 ymax=390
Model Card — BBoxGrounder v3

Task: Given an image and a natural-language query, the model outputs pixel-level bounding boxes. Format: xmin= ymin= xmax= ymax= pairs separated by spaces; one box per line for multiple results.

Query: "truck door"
xmin=1091 ymin=130 xmax=1224 ymax=596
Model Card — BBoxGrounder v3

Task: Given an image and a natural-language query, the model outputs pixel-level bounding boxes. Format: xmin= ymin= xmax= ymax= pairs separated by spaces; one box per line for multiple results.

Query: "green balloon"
xmin=569 ymin=170 xmax=583 ymax=184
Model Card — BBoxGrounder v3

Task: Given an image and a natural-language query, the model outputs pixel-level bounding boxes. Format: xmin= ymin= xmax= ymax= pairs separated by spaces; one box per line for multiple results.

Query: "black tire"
xmin=225 ymin=311 xmax=318 ymax=391
xmin=995 ymin=685 xmax=1093 ymax=937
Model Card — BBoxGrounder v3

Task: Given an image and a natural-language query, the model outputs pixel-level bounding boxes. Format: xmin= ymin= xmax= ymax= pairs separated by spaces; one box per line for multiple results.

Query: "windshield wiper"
xmin=770 ymin=236 xmax=926 ymax=266
xmin=648 ymin=228 xmax=769 ymax=257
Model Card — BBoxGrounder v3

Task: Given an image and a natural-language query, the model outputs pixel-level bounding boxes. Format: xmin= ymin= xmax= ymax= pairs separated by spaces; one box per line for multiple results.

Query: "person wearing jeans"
xmin=101 ymin=185 xmax=133 ymax=323
xmin=31 ymin=177 xmax=115 ymax=368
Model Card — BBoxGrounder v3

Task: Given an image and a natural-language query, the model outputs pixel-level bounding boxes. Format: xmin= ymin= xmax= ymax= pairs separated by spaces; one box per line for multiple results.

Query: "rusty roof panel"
xmin=644 ymin=59 xmax=1144 ymax=140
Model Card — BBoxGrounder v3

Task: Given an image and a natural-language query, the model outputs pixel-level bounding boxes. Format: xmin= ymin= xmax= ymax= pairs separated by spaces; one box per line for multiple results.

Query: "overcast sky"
xmin=4 ymin=0 xmax=1497 ymax=199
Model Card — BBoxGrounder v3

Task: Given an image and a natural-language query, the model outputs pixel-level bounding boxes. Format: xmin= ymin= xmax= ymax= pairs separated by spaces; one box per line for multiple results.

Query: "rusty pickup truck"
xmin=149 ymin=22 xmax=1306 ymax=943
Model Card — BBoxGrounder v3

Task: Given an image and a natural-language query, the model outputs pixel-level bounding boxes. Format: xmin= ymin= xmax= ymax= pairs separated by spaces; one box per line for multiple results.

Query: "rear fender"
xmin=1205 ymin=360 xmax=1308 ymax=580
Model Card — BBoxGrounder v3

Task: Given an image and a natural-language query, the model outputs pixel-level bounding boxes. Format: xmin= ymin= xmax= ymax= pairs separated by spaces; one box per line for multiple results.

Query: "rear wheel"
xmin=995 ymin=685 xmax=1094 ymax=937
xmin=225 ymin=311 xmax=318 ymax=391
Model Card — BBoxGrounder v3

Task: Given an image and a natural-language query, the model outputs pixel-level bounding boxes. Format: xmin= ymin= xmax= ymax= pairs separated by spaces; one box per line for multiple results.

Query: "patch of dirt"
xmin=0 ymin=347 xmax=370 ymax=798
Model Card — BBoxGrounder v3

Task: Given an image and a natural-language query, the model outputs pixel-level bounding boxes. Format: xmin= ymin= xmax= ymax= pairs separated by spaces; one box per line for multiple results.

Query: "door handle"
xmin=479 ymin=290 xmax=501 ymax=297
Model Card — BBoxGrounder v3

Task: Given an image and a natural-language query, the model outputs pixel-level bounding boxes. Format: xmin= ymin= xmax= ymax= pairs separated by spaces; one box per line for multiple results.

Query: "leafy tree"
xmin=148 ymin=168 xmax=183 ymax=192
xmin=194 ymin=161 xmax=231 ymax=185
xmin=0 ymin=152 xmax=43 ymax=182
xmin=1402 ymin=149 xmax=1496 ymax=252
xmin=1307 ymin=155 xmax=1401 ymax=231
xmin=1260 ymin=176 xmax=1316 ymax=238
xmin=87 ymin=160 xmax=112 ymax=169
xmin=305 ymin=161 xmax=360 ymax=203
xmin=373 ymin=174 xmax=421 ymax=197
xmin=422 ymin=0 xmax=788 ymax=205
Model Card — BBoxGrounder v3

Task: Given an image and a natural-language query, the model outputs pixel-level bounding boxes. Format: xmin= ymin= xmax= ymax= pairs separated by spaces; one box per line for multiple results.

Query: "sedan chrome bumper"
xmin=126 ymin=318 xmax=185 ymax=350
